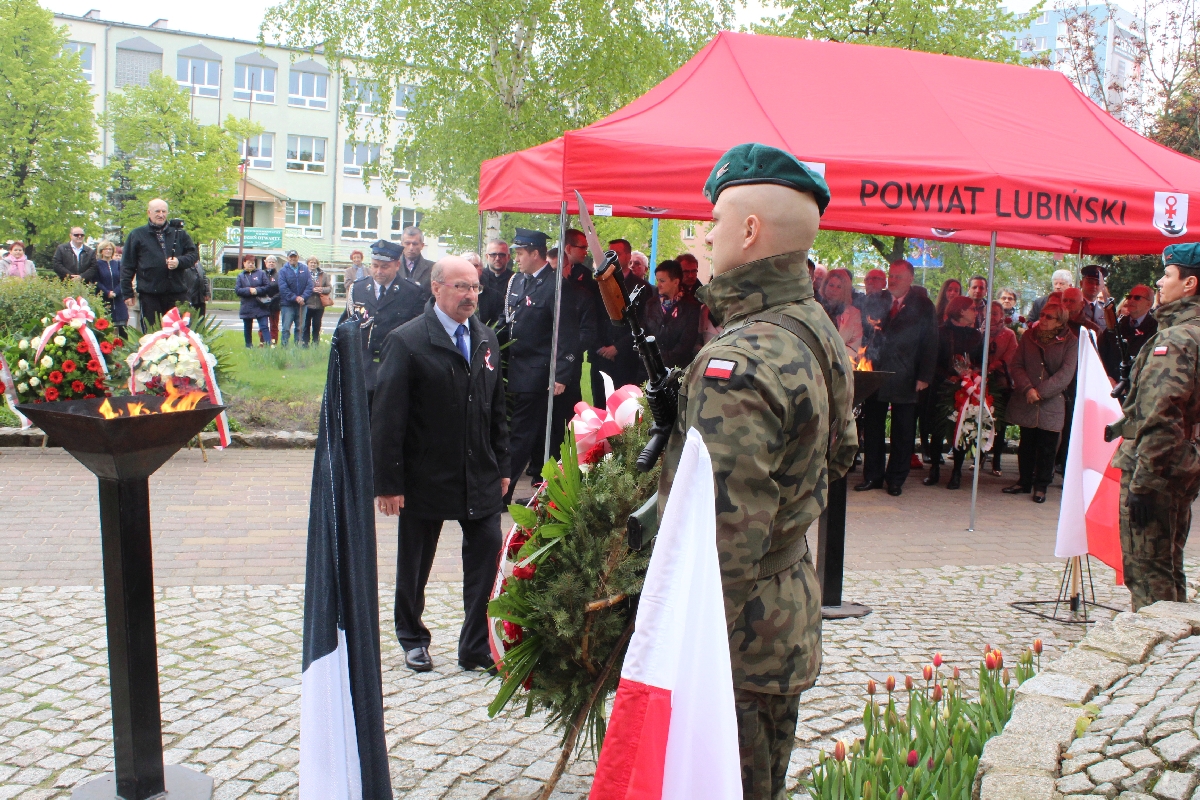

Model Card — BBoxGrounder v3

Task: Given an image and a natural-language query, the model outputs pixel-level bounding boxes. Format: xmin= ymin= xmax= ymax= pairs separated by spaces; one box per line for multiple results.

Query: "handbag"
xmin=319 ymin=288 xmax=334 ymax=308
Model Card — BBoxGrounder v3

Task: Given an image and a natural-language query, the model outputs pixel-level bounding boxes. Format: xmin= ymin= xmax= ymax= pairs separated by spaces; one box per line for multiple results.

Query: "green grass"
xmin=217 ymin=330 xmax=329 ymax=402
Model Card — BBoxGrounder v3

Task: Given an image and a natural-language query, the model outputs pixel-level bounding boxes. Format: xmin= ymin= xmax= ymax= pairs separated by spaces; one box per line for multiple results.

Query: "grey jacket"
xmin=1007 ymin=326 xmax=1078 ymax=432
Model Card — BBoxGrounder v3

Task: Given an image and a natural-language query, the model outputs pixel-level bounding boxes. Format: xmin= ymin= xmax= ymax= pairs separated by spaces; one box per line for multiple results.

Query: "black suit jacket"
xmin=1099 ymin=313 xmax=1159 ymax=381
xmin=371 ymin=306 xmax=509 ymax=520
xmin=401 ymin=256 xmax=435 ymax=293
xmin=478 ymin=266 xmax=512 ymax=328
xmin=875 ymin=285 xmax=938 ymax=404
xmin=51 ymin=243 xmax=96 ymax=281
xmin=120 ymin=223 xmax=199 ymax=296
xmin=643 ymin=294 xmax=703 ymax=369
xmin=503 ymin=266 xmax=595 ymax=393
xmin=340 ymin=277 xmax=427 ymax=391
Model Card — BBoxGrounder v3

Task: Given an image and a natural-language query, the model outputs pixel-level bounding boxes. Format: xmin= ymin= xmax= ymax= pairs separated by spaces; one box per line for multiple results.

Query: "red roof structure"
xmin=480 ymin=31 xmax=1200 ymax=254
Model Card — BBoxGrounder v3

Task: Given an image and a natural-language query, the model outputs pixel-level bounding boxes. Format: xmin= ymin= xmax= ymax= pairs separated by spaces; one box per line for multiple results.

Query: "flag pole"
xmin=544 ymin=201 xmax=568 ymax=464
xmin=968 ymin=231 xmax=998 ymax=532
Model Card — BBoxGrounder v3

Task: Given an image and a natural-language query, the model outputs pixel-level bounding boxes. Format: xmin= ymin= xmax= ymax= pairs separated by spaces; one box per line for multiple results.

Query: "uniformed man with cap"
xmin=657 ymin=143 xmax=857 ymax=799
xmin=1080 ymin=264 xmax=1110 ymax=332
xmin=1108 ymin=243 xmax=1200 ymax=611
xmin=502 ymin=228 xmax=595 ymax=503
xmin=340 ymin=239 xmax=428 ymax=404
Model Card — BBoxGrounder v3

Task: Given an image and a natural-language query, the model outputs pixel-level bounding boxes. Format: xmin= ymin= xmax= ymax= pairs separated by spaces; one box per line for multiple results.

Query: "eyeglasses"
xmin=566 ymin=243 xmax=587 ymax=251
xmin=71 ymin=232 xmax=85 ymax=237
xmin=1127 ymin=293 xmax=1152 ymax=301
xmin=436 ymin=280 xmax=483 ymax=294
xmin=487 ymin=252 xmax=509 ymax=259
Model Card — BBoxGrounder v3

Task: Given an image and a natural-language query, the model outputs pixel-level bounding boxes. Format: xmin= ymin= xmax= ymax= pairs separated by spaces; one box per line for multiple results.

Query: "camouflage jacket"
xmin=1111 ymin=294 xmax=1200 ymax=495
xmin=657 ymin=250 xmax=858 ymax=695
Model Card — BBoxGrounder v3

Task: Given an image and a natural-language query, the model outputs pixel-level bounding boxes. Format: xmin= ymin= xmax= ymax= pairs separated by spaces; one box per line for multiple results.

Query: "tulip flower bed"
xmin=804 ymin=642 xmax=1042 ymax=800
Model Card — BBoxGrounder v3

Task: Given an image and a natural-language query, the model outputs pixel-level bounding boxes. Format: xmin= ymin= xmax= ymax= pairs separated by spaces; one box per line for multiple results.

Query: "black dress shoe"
xmin=1002 ymin=483 xmax=1031 ymax=494
xmin=946 ymin=468 xmax=962 ymax=490
xmin=1032 ymin=490 xmax=1047 ymax=504
xmin=405 ymin=646 xmax=433 ymax=672
xmin=886 ymin=484 xmax=902 ymax=496
xmin=459 ymin=656 xmax=498 ymax=675
xmin=922 ymin=464 xmax=941 ymax=486
xmin=854 ymin=479 xmax=883 ymax=492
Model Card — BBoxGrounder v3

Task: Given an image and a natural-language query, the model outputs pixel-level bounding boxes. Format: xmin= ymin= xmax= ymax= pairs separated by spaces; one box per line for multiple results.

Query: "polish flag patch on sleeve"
xmin=704 ymin=358 xmax=736 ymax=379
xmin=1154 ymin=345 xmax=1169 ymax=356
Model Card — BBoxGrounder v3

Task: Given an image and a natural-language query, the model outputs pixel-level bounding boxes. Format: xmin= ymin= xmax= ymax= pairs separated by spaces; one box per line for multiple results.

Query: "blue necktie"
xmin=455 ymin=324 xmax=470 ymax=363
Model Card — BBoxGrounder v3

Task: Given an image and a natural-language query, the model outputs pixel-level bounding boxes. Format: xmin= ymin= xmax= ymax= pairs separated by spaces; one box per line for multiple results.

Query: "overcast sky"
xmin=45 ymin=0 xmax=1043 ymax=46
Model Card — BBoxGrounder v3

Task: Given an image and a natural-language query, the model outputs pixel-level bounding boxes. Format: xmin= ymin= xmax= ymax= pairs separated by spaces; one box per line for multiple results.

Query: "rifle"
xmin=593 ymin=250 xmax=680 ymax=472
xmin=1105 ymin=299 xmax=1133 ymax=402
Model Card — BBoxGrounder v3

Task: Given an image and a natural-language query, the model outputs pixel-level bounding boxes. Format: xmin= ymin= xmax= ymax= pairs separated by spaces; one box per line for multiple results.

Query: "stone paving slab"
xmin=0 ymin=561 xmax=1169 ymax=800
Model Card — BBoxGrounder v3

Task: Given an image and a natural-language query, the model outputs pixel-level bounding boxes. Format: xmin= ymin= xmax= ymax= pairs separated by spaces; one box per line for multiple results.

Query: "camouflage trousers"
xmin=735 ymin=688 xmax=802 ymax=800
xmin=1119 ymin=470 xmax=1193 ymax=611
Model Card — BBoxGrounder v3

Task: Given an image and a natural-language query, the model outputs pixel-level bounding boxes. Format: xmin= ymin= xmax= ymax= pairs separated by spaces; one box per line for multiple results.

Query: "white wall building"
xmin=56 ymin=10 xmax=447 ymax=272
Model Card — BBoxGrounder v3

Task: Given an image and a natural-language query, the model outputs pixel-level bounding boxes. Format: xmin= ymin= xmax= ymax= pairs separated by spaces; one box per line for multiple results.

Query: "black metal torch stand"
xmin=19 ymin=397 xmax=222 ymax=800
xmin=817 ymin=370 xmax=890 ymax=620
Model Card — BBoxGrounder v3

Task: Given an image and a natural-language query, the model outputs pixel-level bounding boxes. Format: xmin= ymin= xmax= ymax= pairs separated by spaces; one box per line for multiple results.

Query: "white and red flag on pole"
xmin=1055 ymin=332 xmax=1125 ymax=583
xmin=590 ymin=428 xmax=742 ymax=800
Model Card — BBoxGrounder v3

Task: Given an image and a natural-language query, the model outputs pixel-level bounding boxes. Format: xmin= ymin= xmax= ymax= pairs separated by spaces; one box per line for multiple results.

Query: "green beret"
xmin=703 ymin=143 xmax=830 ymax=215
xmin=1164 ymin=243 xmax=1200 ymax=268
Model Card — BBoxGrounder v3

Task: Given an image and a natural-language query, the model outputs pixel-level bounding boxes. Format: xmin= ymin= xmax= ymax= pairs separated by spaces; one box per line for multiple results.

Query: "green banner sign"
xmin=225 ymin=227 xmax=284 ymax=249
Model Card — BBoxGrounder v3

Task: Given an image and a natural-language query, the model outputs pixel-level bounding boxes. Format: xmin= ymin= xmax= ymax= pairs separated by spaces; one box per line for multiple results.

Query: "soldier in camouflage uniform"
xmin=1108 ymin=242 xmax=1200 ymax=611
xmin=657 ymin=143 xmax=858 ymax=800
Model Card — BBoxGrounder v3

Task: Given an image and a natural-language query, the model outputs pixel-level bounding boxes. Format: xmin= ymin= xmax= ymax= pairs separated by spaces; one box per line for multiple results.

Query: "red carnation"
xmin=93 ymin=380 xmax=104 ymax=390
xmin=99 ymin=341 xmax=113 ymax=354
xmin=76 ymin=342 xmax=89 ymax=354
xmin=71 ymin=380 xmax=86 ymax=393
xmin=512 ymin=562 xmax=537 ymax=580
xmin=44 ymin=386 xmax=59 ymax=401
xmin=85 ymin=394 xmax=95 ymax=399
xmin=86 ymin=360 xmax=100 ymax=373
xmin=95 ymin=318 xmax=110 ymax=331
xmin=48 ymin=371 xmax=63 ymax=385
xmin=62 ymin=360 xmax=76 ymax=374
xmin=112 ymin=338 xmax=124 ymax=347
xmin=502 ymin=620 xmax=523 ymax=645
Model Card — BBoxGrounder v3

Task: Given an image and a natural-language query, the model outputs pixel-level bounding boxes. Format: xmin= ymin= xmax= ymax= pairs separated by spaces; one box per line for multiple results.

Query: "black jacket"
xmin=1100 ymin=313 xmax=1159 ymax=381
xmin=502 ymin=265 xmax=596 ymax=393
xmin=120 ymin=222 xmax=199 ymax=296
xmin=643 ymin=294 xmax=703 ymax=369
xmin=478 ymin=266 xmax=512 ymax=328
xmin=874 ymin=285 xmax=938 ymax=404
xmin=371 ymin=305 xmax=509 ymax=520
xmin=340 ymin=277 xmax=428 ymax=392
xmin=935 ymin=322 xmax=984 ymax=383
xmin=51 ymin=243 xmax=96 ymax=281
xmin=401 ymin=256 xmax=434 ymax=293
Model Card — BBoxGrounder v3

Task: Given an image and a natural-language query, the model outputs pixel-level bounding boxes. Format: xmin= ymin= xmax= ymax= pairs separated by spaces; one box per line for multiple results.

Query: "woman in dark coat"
xmin=89 ymin=240 xmax=129 ymax=329
xmin=1004 ymin=294 xmax=1078 ymax=502
xmin=234 ymin=255 xmax=273 ymax=347
xmin=924 ymin=296 xmax=983 ymax=489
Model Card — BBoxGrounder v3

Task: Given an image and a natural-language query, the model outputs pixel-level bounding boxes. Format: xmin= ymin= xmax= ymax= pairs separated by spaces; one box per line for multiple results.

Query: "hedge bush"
xmin=0 ymin=277 xmax=102 ymax=340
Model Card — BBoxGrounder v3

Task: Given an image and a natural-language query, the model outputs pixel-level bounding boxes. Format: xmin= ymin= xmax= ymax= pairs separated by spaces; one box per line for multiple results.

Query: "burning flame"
xmin=854 ymin=346 xmax=873 ymax=372
xmin=97 ymin=381 xmax=206 ymax=419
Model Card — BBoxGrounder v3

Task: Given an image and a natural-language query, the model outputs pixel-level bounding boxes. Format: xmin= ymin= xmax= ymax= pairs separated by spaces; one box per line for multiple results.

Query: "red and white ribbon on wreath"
xmin=128 ymin=308 xmax=231 ymax=448
xmin=952 ymin=371 xmax=994 ymax=450
xmin=0 ymin=354 xmax=27 ymax=429
xmin=34 ymin=297 xmax=109 ymax=380
xmin=569 ymin=383 xmax=645 ymax=464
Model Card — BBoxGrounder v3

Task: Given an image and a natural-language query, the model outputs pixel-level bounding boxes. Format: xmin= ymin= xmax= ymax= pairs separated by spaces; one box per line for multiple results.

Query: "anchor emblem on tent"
xmin=1154 ymin=191 xmax=1189 ymax=237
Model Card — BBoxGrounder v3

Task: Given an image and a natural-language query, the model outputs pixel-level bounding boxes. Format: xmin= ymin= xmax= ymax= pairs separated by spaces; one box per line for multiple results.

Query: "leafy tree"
xmin=106 ymin=72 xmax=241 ymax=245
xmin=264 ymin=0 xmax=731 ymax=249
xmin=0 ymin=0 xmax=102 ymax=259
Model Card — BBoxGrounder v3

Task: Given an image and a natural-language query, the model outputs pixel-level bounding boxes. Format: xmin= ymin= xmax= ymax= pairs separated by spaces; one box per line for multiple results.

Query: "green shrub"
xmin=0 ymin=277 xmax=102 ymax=339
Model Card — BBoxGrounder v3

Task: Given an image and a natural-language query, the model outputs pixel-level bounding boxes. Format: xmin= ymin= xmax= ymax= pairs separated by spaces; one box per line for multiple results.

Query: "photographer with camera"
xmin=121 ymin=198 xmax=199 ymax=331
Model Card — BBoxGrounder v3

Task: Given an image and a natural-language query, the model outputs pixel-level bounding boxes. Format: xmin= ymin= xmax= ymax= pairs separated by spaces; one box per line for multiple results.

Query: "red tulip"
xmin=886 ymin=676 xmax=896 ymax=693
xmin=985 ymin=652 xmax=997 ymax=670
xmin=933 ymin=684 xmax=943 ymax=702
xmin=905 ymin=675 xmax=914 ymax=691
xmin=927 ymin=756 xmax=935 ymax=770
xmin=933 ymin=653 xmax=943 ymax=667
xmin=867 ymin=679 xmax=876 ymax=695
xmin=897 ymin=789 xmax=905 ymax=799
xmin=1032 ymin=638 xmax=1043 ymax=654
xmin=923 ymin=664 xmax=933 ymax=682
xmin=833 ymin=740 xmax=846 ymax=762
xmin=953 ymin=666 xmax=961 ymax=680
xmin=994 ymin=650 xmax=1004 ymax=669
xmin=907 ymin=749 xmax=919 ymax=768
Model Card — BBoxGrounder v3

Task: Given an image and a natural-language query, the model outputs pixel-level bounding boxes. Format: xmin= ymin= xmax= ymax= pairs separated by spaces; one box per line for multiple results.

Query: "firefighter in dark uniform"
xmin=502 ymin=228 xmax=594 ymax=503
xmin=340 ymin=239 xmax=427 ymax=405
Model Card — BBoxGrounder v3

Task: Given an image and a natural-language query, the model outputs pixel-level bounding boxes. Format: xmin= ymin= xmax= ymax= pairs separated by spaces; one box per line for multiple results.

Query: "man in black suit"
xmin=643 ymin=259 xmax=702 ymax=369
xmin=477 ymin=238 xmax=512 ymax=327
xmin=1100 ymin=284 xmax=1158 ymax=381
xmin=372 ymin=256 xmax=508 ymax=674
xmin=855 ymin=260 xmax=938 ymax=496
xmin=121 ymin=199 xmax=199 ymax=330
xmin=51 ymin=227 xmax=96 ymax=282
xmin=399 ymin=226 xmax=435 ymax=293
xmin=590 ymin=238 xmax=647 ymax=399
xmin=502 ymin=228 xmax=591 ymax=503
xmin=341 ymin=239 xmax=427 ymax=404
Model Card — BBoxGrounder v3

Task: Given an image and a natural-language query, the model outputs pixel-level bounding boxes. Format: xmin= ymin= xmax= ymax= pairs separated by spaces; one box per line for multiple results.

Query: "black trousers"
xmin=138 ymin=291 xmax=187 ymax=332
xmin=862 ymin=398 xmax=917 ymax=488
xmin=590 ymin=358 xmax=609 ymax=409
xmin=506 ymin=390 xmax=549 ymax=502
xmin=1017 ymin=426 xmax=1060 ymax=492
xmin=394 ymin=512 xmax=501 ymax=664
xmin=302 ymin=306 xmax=325 ymax=344
xmin=550 ymin=380 xmax=582 ymax=456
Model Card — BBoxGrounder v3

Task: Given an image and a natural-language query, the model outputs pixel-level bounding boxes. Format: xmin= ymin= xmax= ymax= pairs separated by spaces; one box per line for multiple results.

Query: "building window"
xmin=394 ymin=84 xmax=416 ymax=118
xmin=346 ymin=77 xmax=382 ymax=115
xmin=343 ymin=142 xmax=381 ymax=176
xmin=234 ymin=65 xmax=275 ymax=103
xmin=1035 ymin=12 xmax=1048 ymax=24
xmin=342 ymin=205 xmax=380 ymax=239
xmin=390 ymin=207 xmax=423 ymax=240
xmin=65 ymin=42 xmax=95 ymax=83
xmin=286 ymin=201 xmax=324 ymax=237
xmin=239 ymin=133 xmax=274 ymax=170
xmin=286 ymin=135 xmax=326 ymax=173
xmin=178 ymin=56 xmax=220 ymax=97
xmin=289 ymin=71 xmax=328 ymax=109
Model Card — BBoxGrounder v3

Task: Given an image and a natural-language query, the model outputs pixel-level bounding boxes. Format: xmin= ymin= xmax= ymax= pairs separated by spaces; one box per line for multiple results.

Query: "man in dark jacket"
xmin=373 ymin=255 xmax=508 ymax=673
xmin=590 ymin=238 xmax=647 ymax=402
xmin=340 ymin=239 xmax=427 ymax=403
xmin=553 ymin=229 xmax=599 ymax=448
xmin=399 ymin=226 xmax=435 ymax=292
xmin=51 ymin=228 xmax=96 ymax=282
xmin=477 ymin=239 xmax=512 ymax=327
xmin=1100 ymin=284 xmax=1158 ymax=381
xmin=856 ymin=260 xmax=938 ymax=495
xmin=643 ymin=259 xmax=702 ymax=368
xmin=121 ymin=198 xmax=199 ymax=330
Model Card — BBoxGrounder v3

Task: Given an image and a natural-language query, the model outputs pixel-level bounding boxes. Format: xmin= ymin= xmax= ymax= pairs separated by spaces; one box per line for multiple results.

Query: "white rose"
xmin=40 ymin=356 xmax=52 ymax=369
xmin=40 ymin=317 xmax=48 ymax=324
xmin=29 ymin=377 xmax=39 ymax=387
xmin=17 ymin=360 xmax=27 ymax=370
xmin=17 ymin=340 xmax=28 ymax=350
xmin=167 ymin=354 xmax=178 ymax=365
xmin=148 ymin=364 xmax=160 ymax=376
xmin=54 ymin=335 xmax=66 ymax=347
xmin=16 ymin=383 xmax=27 ymax=393
xmin=70 ymin=319 xmax=86 ymax=329
xmin=136 ymin=370 xmax=152 ymax=384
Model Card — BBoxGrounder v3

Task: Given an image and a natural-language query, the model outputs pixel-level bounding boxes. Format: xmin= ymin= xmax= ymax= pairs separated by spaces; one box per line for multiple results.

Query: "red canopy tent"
xmin=480 ymin=31 xmax=1200 ymax=254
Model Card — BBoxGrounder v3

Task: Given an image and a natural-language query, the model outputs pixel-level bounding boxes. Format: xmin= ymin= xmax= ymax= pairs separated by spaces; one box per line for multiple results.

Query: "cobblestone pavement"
xmin=1059 ymin=633 xmax=1200 ymax=799
xmin=5 ymin=560 xmax=1191 ymax=800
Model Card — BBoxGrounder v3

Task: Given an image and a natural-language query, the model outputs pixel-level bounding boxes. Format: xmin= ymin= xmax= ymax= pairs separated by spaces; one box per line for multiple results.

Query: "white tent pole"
xmin=544 ymin=201 xmax=569 ymax=464
xmin=968 ymin=231 xmax=998 ymax=532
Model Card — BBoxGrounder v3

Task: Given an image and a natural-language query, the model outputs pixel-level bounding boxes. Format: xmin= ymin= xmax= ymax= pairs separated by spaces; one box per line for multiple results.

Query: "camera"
xmin=168 ymin=219 xmax=185 ymax=231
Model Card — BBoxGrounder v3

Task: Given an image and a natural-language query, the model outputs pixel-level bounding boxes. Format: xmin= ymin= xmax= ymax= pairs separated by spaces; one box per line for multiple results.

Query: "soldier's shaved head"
xmin=705 ymin=183 xmax=821 ymax=277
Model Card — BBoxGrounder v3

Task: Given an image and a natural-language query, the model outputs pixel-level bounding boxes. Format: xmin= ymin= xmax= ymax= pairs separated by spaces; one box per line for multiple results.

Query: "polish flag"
xmin=1055 ymin=332 xmax=1125 ymax=584
xmin=590 ymin=429 xmax=742 ymax=800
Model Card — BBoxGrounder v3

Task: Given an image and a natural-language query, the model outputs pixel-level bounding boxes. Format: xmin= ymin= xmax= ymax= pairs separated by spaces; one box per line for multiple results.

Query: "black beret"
xmin=703 ymin=143 xmax=830 ymax=215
